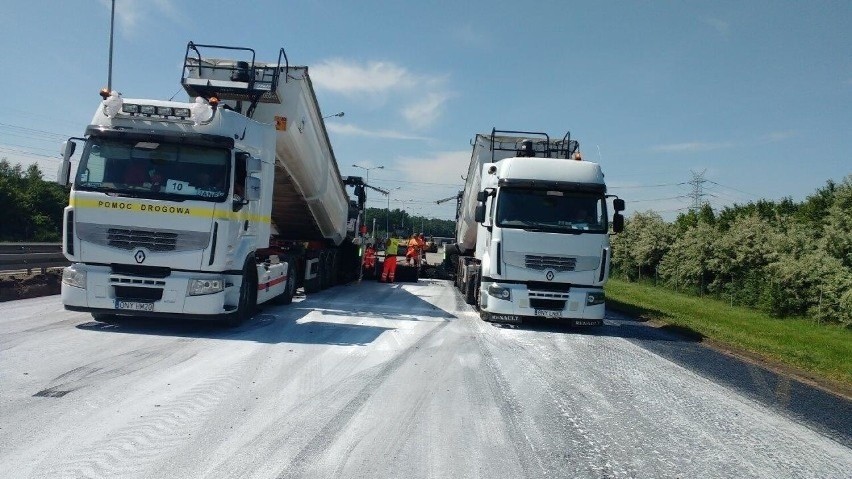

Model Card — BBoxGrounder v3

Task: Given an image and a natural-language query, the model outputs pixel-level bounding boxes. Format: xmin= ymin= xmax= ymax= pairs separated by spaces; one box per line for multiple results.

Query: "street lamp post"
xmin=352 ymin=163 xmax=384 ymax=237
xmin=394 ymin=198 xmax=413 ymax=234
xmin=351 ymin=163 xmax=383 ymax=188
xmin=386 ymin=186 xmax=401 ymax=238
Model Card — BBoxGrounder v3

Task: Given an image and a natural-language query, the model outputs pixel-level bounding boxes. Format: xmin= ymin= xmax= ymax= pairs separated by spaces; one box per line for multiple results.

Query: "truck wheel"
xmin=274 ymin=268 xmax=295 ymax=305
xmin=319 ymin=250 xmax=330 ymax=290
xmin=326 ymin=250 xmax=338 ymax=287
xmin=303 ymin=254 xmax=321 ymax=294
xmin=464 ymin=275 xmax=477 ymax=305
xmin=226 ymin=259 xmax=257 ymax=327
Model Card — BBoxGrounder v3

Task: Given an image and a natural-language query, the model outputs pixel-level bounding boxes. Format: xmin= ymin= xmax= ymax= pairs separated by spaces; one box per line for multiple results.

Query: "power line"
xmin=0 ymin=131 xmax=68 ymax=145
xmin=0 ymin=146 xmax=59 ymax=160
xmin=706 ymin=180 xmax=757 ymax=198
xmin=0 ymin=122 xmax=74 ymax=139
xmin=609 ymin=182 xmax=687 ymax=189
xmin=0 ymin=107 xmax=84 ymax=129
xmin=371 ymin=178 xmax=462 ymax=187
xmin=629 ymin=195 xmax=690 ymax=203
xmin=0 ymin=141 xmax=61 ymax=155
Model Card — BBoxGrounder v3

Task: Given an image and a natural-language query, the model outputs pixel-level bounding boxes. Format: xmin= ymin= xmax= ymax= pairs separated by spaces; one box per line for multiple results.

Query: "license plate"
xmin=115 ymin=300 xmax=154 ymax=312
xmin=534 ymin=309 xmax=562 ymax=318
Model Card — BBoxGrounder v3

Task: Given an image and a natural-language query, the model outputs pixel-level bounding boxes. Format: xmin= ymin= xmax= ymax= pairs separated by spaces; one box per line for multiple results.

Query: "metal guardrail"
xmin=0 ymin=243 xmax=68 ymax=274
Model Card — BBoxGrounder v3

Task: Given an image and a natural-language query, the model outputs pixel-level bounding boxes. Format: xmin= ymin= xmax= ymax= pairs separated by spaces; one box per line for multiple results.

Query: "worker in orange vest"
xmin=405 ymin=234 xmax=419 ymax=266
xmin=381 ymin=237 xmax=400 ymax=283
xmin=416 ymin=233 xmax=426 ymax=265
xmin=363 ymin=243 xmax=377 ymax=273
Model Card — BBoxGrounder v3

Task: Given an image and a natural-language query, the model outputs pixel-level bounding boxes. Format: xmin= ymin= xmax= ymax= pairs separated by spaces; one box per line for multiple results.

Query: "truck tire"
xmin=326 ymin=250 xmax=338 ymax=287
xmin=225 ymin=259 xmax=257 ymax=327
xmin=274 ymin=266 xmax=296 ymax=305
xmin=464 ymin=273 xmax=477 ymax=305
xmin=319 ymin=250 xmax=331 ymax=290
xmin=303 ymin=253 xmax=321 ymax=294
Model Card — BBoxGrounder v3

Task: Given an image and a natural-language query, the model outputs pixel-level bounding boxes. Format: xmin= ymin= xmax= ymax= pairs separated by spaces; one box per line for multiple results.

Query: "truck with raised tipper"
xmin=447 ymin=129 xmax=625 ymax=325
xmin=57 ymin=42 xmax=369 ymax=325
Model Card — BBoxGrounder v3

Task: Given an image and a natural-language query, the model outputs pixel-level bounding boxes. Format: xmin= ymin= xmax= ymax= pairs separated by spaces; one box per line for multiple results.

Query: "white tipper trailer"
xmin=448 ymin=129 xmax=625 ymax=325
xmin=58 ymin=43 xmax=369 ymax=325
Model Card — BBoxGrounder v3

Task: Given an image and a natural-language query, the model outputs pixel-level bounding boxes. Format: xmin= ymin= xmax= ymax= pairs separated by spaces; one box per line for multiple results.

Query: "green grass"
xmin=605 ymin=278 xmax=852 ymax=389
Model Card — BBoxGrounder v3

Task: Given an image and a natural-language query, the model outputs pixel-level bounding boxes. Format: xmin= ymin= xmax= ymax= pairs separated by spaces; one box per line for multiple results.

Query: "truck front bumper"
xmin=61 ymin=263 xmax=231 ymax=319
xmin=479 ymin=281 xmax=605 ymax=325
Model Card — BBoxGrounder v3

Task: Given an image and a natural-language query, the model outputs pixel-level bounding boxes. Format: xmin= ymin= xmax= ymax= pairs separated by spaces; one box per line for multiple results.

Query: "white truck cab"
xmin=57 ymin=43 xmax=367 ymax=326
xmin=451 ymin=130 xmax=624 ymax=325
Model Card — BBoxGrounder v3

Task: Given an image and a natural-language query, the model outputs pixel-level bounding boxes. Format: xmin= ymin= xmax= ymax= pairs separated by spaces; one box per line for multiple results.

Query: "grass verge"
xmin=605 ymin=278 xmax=852 ymax=394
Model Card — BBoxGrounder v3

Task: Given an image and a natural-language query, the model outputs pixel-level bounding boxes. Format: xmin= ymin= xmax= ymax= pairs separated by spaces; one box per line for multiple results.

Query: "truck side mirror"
xmin=61 ymin=140 xmax=76 ymax=158
xmin=613 ymin=198 xmax=625 ymax=212
xmin=245 ymin=176 xmax=261 ymax=201
xmin=476 ymin=191 xmax=486 ymax=202
xmin=56 ymin=140 xmax=76 ymax=186
xmin=246 ymin=156 xmax=262 ymax=174
xmin=474 ymin=203 xmax=486 ymax=223
xmin=612 ymin=213 xmax=624 ymax=233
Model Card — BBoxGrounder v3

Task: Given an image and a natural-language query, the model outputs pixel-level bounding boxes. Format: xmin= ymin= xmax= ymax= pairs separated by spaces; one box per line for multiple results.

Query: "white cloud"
xmin=312 ymin=59 xmax=453 ymax=130
xmin=452 ymin=24 xmax=490 ymax=49
xmin=99 ymin=0 xmax=179 ymax=36
xmin=327 ymin=123 xmax=430 ymax=141
xmin=394 ymin=150 xmax=470 ymax=185
xmin=311 ymin=59 xmax=418 ymax=95
xmin=701 ymin=17 xmax=731 ymax=37
xmin=759 ymin=130 xmax=797 ymax=143
xmin=402 ymin=92 xmax=452 ymax=129
xmin=652 ymin=141 xmax=735 ymax=153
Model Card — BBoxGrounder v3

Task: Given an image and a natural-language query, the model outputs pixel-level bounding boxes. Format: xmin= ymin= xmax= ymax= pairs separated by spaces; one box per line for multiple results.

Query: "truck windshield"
xmin=496 ymin=189 xmax=607 ymax=233
xmin=74 ymin=138 xmax=230 ymax=202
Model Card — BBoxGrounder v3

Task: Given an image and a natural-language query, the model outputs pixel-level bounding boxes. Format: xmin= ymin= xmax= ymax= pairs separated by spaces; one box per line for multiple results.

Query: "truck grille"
xmin=525 ymin=255 xmax=576 ymax=272
xmin=108 ymin=228 xmax=177 ymax=251
xmin=76 ymin=223 xmax=210 ymax=253
xmin=113 ymin=285 xmax=163 ymax=301
xmin=530 ymin=298 xmax=566 ymax=310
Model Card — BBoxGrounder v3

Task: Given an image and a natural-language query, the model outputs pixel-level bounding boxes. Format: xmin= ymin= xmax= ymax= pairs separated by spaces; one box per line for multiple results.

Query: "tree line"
xmin=0 ymin=159 xmax=67 ymax=242
xmin=0 ymin=160 xmax=458 ymax=243
xmin=363 ymin=207 xmax=456 ymax=239
xmin=611 ymin=176 xmax=852 ymax=326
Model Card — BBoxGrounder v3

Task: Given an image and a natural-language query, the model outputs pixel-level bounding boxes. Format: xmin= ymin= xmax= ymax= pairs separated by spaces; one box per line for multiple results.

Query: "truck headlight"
xmin=487 ymin=284 xmax=511 ymax=301
xmin=586 ymin=291 xmax=605 ymax=306
xmin=187 ymin=278 xmax=224 ymax=296
xmin=62 ymin=266 xmax=87 ymax=289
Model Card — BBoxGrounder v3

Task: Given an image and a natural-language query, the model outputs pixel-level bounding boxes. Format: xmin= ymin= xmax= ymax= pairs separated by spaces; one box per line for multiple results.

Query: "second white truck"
xmin=448 ymin=129 xmax=625 ymax=325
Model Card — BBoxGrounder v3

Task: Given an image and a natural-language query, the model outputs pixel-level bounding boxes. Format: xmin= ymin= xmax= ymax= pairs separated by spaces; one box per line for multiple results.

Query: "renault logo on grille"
xmin=545 ymin=269 xmax=555 ymax=281
xmin=134 ymin=250 xmax=146 ymax=264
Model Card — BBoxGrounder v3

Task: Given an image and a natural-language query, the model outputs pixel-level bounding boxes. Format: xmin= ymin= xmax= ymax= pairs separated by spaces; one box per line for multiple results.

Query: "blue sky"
xmin=1 ymin=0 xmax=849 ymax=221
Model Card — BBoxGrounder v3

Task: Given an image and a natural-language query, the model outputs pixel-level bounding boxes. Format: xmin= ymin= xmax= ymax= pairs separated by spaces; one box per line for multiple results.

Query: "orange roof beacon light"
xmin=99 ymin=88 xmax=111 ymax=100
xmin=573 ymin=151 xmax=583 ymax=161
xmin=208 ymin=96 xmax=220 ymax=109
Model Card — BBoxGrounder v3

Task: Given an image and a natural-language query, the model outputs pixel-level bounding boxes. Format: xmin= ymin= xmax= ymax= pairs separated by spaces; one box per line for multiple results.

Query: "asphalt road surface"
xmin=1 ymin=280 xmax=850 ymax=478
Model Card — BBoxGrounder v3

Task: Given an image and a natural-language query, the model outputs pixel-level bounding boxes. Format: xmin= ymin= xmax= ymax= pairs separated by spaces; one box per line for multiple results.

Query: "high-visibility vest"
xmin=386 ymin=238 xmax=401 ymax=255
